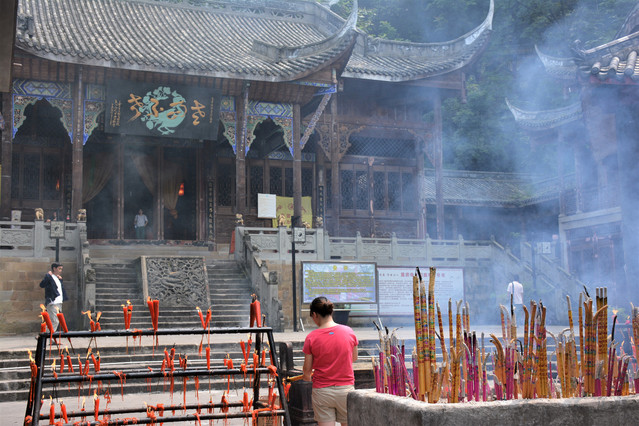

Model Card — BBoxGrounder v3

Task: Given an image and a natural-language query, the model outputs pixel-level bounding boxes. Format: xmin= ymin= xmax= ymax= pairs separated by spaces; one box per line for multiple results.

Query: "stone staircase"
xmin=93 ymin=259 xmax=253 ymax=330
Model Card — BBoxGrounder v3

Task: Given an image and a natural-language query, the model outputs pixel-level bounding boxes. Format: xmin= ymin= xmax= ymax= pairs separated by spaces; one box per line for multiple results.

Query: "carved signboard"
xmin=105 ymin=79 xmax=222 ymax=140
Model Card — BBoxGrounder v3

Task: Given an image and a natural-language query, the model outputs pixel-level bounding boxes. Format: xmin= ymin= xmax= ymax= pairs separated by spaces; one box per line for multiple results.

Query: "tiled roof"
xmin=574 ymin=31 xmax=639 ymax=82
xmin=536 ymin=3 xmax=639 ymax=85
xmin=505 ymin=99 xmax=582 ymax=131
xmin=14 ymin=0 xmax=493 ymax=84
xmin=422 ymin=170 xmax=565 ymax=207
xmin=342 ymin=0 xmax=494 ymax=81
xmin=15 ymin=0 xmax=357 ymax=82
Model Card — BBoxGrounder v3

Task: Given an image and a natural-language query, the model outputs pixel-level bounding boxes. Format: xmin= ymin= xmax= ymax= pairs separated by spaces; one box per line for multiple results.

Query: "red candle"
xmin=204 ymin=309 xmax=211 ymax=329
xmin=197 ymin=307 xmax=205 ymax=329
xmin=94 ymin=392 xmax=99 ymax=420
xmin=122 ymin=305 xmax=129 ymax=329
xmin=60 ymin=401 xmax=68 ymax=423
xmin=49 ymin=400 xmax=55 ymax=424
xmin=56 ymin=311 xmax=68 ymax=333
xmin=40 ymin=305 xmax=54 ymax=334
xmin=206 ymin=347 xmax=211 ymax=370
xmin=153 ymin=300 xmax=159 ymax=330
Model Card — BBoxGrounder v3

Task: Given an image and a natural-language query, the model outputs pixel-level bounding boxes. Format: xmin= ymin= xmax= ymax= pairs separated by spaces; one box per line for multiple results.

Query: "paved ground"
xmin=3 ymin=324 xmax=570 ymax=425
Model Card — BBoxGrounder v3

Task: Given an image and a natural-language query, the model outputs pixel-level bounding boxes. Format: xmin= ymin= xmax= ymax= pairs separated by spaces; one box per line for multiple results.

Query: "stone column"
xmin=329 ymin=96 xmax=340 ymax=236
xmin=0 ymin=91 xmax=13 ymax=219
xmin=293 ymin=103 xmax=302 ymax=227
xmin=433 ymin=93 xmax=444 ymax=239
xmin=235 ymin=83 xmax=249 ymax=217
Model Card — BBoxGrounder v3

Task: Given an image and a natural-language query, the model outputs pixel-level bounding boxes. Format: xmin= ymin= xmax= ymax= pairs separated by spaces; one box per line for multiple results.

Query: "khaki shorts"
xmin=312 ymin=385 xmax=354 ymax=424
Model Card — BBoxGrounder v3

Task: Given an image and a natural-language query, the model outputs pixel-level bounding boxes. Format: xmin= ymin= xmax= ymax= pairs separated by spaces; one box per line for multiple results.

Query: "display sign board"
xmin=377 ymin=266 xmax=464 ymax=315
xmin=257 ymin=193 xmax=277 ymax=218
xmin=302 ymin=261 xmax=377 ymax=304
xmin=105 ymin=79 xmax=221 ymax=140
xmin=49 ymin=221 xmax=66 ymax=239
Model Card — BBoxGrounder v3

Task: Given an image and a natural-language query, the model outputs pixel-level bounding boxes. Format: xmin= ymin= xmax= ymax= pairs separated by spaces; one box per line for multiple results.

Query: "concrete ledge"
xmin=347 ymin=389 xmax=639 ymax=426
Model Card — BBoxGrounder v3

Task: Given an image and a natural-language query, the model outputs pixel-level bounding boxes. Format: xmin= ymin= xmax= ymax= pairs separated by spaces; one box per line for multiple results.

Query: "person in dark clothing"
xmin=39 ymin=263 xmax=68 ymax=331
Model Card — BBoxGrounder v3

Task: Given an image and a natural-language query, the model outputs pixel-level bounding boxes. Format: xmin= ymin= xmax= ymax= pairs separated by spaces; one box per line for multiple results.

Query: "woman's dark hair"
xmin=310 ymin=296 xmax=333 ymax=317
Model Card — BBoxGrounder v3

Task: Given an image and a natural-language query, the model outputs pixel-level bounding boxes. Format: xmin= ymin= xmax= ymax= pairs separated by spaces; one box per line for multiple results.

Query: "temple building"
xmin=1 ymin=0 xmax=499 ymax=246
xmin=507 ymin=4 xmax=639 ymax=305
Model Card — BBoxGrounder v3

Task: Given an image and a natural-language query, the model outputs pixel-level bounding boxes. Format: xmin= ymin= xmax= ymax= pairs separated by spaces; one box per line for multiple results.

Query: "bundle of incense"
xmin=412 ymin=273 xmax=426 ymax=400
xmin=510 ymin=294 xmax=517 ymax=342
xmin=557 ymin=333 xmax=567 ymax=398
xmin=436 ymin=302 xmax=450 ymax=398
xmin=489 ymin=334 xmax=505 ymax=397
xmin=521 ymin=305 xmax=531 ymax=398
xmin=632 ymin=305 xmax=639 ymax=377
xmin=419 ymin=275 xmax=431 ymax=399
xmin=606 ymin=344 xmax=617 ymax=396
xmin=450 ymin=347 xmax=463 ymax=402
xmin=448 ymin=299 xmax=454 ymax=363
xmin=596 ymin=287 xmax=608 ymax=394
xmin=427 ymin=267 xmax=437 ymax=402
xmin=536 ymin=305 xmax=548 ymax=398
xmin=584 ymin=298 xmax=595 ymax=395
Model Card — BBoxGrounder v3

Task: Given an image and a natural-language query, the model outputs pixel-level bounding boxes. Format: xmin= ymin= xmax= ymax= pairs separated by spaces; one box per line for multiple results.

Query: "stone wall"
xmin=0 ymin=258 xmax=78 ymax=334
xmin=347 ymin=390 xmax=639 ymax=426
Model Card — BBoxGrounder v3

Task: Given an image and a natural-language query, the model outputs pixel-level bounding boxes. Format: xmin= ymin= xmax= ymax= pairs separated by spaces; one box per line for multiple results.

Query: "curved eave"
xmin=251 ymin=0 xmax=357 ymax=62
xmin=341 ymin=0 xmax=494 ymax=82
xmin=535 ymin=45 xmax=577 ymax=81
xmin=506 ymin=99 xmax=582 ymax=131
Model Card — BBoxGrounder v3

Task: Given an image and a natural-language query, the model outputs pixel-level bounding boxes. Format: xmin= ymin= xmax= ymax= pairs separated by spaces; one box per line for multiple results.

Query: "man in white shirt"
xmin=134 ymin=209 xmax=149 ymax=239
xmin=39 ymin=263 xmax=67 ymax=331
xmin=507 ymin=274 xmax=524 ymax=325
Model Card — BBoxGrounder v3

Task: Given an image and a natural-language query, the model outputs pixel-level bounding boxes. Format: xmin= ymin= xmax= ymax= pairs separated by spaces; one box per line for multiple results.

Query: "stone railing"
xmin=0 ymin=219 xmax=90 ymax=329
xmin=235 ymin=227 xmax=493 ymax=268
xmin=0 ymin=220 xmax=81 ymax=259
xmin=242 ymin=250 xmax=283 ymax=331
xmin=234 ymin=227 xmax=583 ymax=326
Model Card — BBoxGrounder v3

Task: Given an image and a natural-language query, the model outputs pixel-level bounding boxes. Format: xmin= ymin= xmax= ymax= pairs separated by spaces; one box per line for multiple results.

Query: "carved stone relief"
xmin=145 ymin=257 xmax=210 ymax=308
xmin=0 ymin=230 xmax=33 ymax=246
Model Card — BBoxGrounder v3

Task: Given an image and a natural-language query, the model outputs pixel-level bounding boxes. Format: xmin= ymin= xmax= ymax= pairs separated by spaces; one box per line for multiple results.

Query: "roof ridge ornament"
xmin=250 ymin=0 xmax=358 ymax=62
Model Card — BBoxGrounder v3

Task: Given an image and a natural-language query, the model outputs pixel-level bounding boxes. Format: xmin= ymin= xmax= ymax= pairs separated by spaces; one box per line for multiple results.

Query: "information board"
xmin=257 ymin=193 xmax=277 ymax=218
xmin=302 ymin=262 xmax=377 ymax=304
xmin=377 ymin=267 xmax=464 ymax=315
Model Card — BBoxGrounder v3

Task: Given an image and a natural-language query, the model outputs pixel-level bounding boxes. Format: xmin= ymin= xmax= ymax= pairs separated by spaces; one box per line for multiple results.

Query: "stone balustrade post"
xmin=34 ymin=220 xmax=45 ymax=258
xmin=356 ymin=231 xmax=362 ymax=258
xmin=278 ymin=226 xmax=288 ymax=261
xmin=324 ymin=230 xmax=330 ymax=259
xmin=315 ymin=228 xmax=324 ymax=260
xmin=391 ymin=232 xmax=398 ymax=261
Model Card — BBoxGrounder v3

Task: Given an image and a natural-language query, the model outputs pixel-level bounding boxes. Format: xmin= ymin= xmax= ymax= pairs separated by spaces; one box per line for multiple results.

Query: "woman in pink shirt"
xmin=302 ymin=297 xmax=359 ymax=426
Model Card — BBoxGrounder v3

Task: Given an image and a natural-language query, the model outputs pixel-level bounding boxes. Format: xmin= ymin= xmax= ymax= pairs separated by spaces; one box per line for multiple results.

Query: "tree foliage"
xmin=328 ymin=0 xmax=636 ymax=173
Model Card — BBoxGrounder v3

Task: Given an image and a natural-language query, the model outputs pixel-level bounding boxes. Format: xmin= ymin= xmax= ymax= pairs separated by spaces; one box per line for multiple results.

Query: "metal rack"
xmin=24 ymin=327 xmax=291 ymax=425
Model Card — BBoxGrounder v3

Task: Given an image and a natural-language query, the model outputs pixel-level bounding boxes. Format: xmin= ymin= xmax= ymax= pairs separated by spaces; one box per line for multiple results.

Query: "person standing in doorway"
xmin=302 ymin=297 xmax=359 ymax=426
xmin=39 ymin=263 xmax=67 ymax=331
xmin=134 ymin=209 xmax=148 ymax=239
xmin=507 ymin=274 xmax=524 ymax=324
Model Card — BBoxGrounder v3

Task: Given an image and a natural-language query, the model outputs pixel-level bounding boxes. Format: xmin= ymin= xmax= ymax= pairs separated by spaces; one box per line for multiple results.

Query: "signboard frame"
xmin=301 ymin=261 xmax=378 ymax=305
xmin=377 ymin=266 xmax=465 ymax=316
